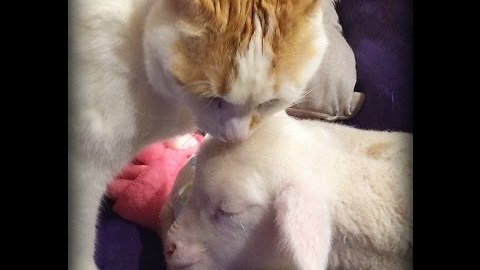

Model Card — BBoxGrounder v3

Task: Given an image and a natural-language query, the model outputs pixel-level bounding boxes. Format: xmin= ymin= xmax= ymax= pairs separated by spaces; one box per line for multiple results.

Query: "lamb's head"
xmin=160 ymin=132 xmax=332 ymax=270
xmin=160 ymin=140 xmax=278 ymax=269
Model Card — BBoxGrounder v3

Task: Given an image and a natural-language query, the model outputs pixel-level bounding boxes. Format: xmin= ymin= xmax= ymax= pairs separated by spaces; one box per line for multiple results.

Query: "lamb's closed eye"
xmin=214 ymin=208 xmax=238 ymax=220
xmin=211 ymin=203 xmax=246 ymax=219
xmin=212 ymin=204 xmax=265 ymax=225
xmin=212 ymin=207 xmax=253 ymax=237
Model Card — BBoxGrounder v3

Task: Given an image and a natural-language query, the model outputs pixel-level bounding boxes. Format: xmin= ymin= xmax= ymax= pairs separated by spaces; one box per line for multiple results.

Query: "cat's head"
xmin=144 ymin=0 xmax=329 ymax=142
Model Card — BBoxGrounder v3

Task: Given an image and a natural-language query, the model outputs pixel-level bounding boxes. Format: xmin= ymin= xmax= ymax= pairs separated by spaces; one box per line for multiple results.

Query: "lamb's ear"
xmin=274 ymin=183 xmax=332 ymax=270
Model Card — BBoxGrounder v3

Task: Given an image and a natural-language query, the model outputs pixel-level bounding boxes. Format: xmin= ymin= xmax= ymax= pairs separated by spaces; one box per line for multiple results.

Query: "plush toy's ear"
xmin=274 ymin=183 xmax=332 ymax=270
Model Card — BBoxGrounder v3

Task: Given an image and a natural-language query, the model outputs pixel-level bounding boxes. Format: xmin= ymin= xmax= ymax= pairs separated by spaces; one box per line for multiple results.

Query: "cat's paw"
xmin=165 ymin=134 xmax=199 ymax=149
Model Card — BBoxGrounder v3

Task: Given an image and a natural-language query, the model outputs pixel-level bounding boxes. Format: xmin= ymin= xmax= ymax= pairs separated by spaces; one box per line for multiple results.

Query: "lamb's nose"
xmin=164 ymin=238 xmax=203 ymax=267
xmin=165 ymin=242 xmax=177 ymax=258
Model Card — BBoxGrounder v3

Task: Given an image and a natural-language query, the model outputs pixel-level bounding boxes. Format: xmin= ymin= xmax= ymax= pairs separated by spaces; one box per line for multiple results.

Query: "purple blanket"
xmin=95 ymin=0 xmax=413 ymax=268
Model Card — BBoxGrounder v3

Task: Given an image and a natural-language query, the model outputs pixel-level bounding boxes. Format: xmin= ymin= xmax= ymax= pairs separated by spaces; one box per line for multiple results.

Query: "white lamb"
xmin=160 ymin=112 xmax=412 ymax=270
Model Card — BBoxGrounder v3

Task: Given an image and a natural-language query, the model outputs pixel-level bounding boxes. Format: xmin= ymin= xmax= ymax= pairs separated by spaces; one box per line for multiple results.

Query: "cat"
xmin=70 ymin=0 xmax=341 ymax=269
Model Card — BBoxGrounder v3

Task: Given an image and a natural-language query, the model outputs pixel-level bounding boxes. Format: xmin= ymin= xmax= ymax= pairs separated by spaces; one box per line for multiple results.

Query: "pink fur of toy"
xmin=106 ymin=133 xmax=203 ymax=231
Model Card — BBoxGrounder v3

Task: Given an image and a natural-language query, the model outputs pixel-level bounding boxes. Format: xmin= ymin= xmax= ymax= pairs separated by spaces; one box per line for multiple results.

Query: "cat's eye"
xmin=204 ymin=97 xmax=226 ymax=109
xmin=256 ymin=99 xmax=280 ymax=110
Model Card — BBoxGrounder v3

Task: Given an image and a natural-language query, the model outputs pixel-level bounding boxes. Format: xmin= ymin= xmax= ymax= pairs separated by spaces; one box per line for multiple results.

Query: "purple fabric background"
xmin=338 ymin=0 xmax=413 ymax=132
xmin=95 ymin=0 xmax=413 ymax=268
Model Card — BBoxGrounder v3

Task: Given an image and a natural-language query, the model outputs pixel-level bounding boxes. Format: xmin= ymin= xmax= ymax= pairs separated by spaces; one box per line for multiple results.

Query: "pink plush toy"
xmin=106 ymin=133 xmax=204 ymax=231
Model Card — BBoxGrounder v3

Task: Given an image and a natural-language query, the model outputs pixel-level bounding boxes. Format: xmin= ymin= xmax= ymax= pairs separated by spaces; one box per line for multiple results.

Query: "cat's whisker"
xmin=301 ymin=88 xmax=314 ymax=98
xmin=233 ymin=216 xmax=248 ymax=238
xmin=289 ymin=100 xmax=306 ymax=107
xmin=287 ymin=87 xmax=316 ymax=107
xmin=206 ymin=97 xmax=215 ymax=106
xmin=289 ymin=98 xmax=313 ymax=107
xmin=289 ymin=93 xmax=314 ymax=107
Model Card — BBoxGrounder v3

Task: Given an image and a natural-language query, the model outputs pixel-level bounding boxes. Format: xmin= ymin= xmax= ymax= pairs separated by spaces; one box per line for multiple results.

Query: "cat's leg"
xmin=69 ymin=156 xmax=112 ymax=270
xmin=69 ymin=195 xmax=102 ymax=270
xmin=69 ymin=197 xmax=103 ymax=270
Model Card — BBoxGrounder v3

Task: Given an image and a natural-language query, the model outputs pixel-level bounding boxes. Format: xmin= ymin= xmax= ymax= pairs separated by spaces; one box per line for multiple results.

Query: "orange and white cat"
xmin=70 ymin=0 xmax=337 ymax=269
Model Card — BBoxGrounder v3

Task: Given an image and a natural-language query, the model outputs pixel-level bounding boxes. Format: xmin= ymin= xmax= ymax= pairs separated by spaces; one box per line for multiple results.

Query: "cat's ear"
xmin=274 ymin=182 xmax=332 ymax=269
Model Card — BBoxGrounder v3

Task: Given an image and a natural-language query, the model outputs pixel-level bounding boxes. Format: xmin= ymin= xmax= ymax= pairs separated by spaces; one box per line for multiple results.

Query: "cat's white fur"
xmin=161 ymin=112 xmax=413 ymax=270
xmin=70 ymin=0 xmax=334 ymax=269
xmin=229 ymin=16 xmax=277 ymax=105
xmin=70 ymin=0 xmax=194 ymax=269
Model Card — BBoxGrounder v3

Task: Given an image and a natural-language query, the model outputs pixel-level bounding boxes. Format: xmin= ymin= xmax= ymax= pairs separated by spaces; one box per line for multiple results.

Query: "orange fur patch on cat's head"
xmin=170 ymin=0 xmax=324 ymax=103
xmin=144 ymin=0 xmax=329 ymax=142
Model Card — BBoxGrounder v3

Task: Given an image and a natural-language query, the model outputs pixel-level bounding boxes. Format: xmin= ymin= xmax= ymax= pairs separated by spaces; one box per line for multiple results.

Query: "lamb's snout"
xmin=165 ymin=242 xmax=177 ymax=257
xmin=164 ymin=234 xmax=204 ymax=268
